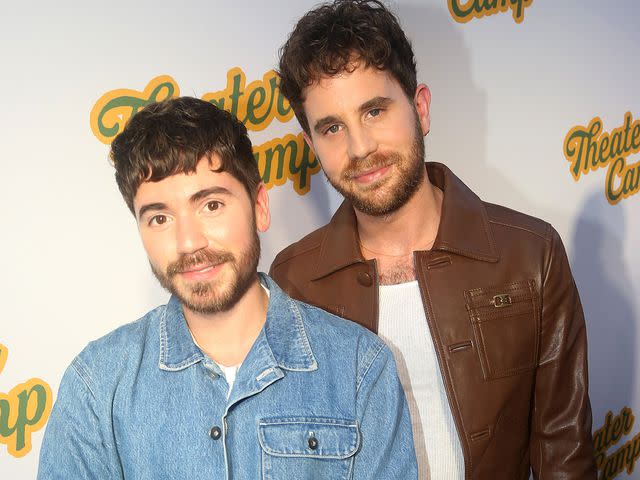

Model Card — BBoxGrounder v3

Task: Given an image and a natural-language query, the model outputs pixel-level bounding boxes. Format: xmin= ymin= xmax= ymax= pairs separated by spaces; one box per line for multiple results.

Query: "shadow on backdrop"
xmin=398 ymin=2 xmax=558 ymax=224
xmin=571 ymin=190 xmax=636 ymax=423
xmin=398 ymin=3 xmax=488 ymax=195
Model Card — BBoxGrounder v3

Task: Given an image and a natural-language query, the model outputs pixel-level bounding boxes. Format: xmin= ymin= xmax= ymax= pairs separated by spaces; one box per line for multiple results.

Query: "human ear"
xmin=414 ymin=84 xmax=432 ymax=135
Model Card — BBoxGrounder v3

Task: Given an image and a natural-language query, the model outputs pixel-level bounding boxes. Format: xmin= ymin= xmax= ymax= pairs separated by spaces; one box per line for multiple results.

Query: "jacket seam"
xmin=534 ymin=222 xmax=555 ymax=476
xmin=432 ymin=241 xmax=497 ymax=262
xmin=69 ymin=356 xmax=121 ymax=475
xmin=537 ymin=429 xmax=544 ymax=480
xmin=488 ymin=220 xmax=551 ymax=241
xmin=355 ymin=341 xmax=385 ymax=393
xmin=480 ymin=200 xmax=499 ymax=256
xmin=71 ymin=356 xmax=97 ymax=400
xmin=159 ymin=306 xmax=168 ymax=368
xmin=541 ymin=223 xmax=555 ymax=287
xmin=313 ymin=226 xmax=333 ymax=277
xmin=287 ymin=299 xmax=317 ymax=369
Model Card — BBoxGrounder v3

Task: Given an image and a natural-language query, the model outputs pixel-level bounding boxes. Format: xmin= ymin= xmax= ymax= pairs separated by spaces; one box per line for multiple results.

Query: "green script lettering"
xmin=0 ymin=344 xmax=52 ymax=458
xmin=449 ymin=0 xmax=532 ymax=23
xmin=97 ymin=81 xmax=176 ymax=138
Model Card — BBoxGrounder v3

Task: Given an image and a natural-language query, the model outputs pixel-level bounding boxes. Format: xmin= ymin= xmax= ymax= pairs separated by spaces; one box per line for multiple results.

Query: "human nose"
xmin=175 ymin=215 xmax=208 ymax=255
xmin=347 ymin=124 xmax=377 ymax=160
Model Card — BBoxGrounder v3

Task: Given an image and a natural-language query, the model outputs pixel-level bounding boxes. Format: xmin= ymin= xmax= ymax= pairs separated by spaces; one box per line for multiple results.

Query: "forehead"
xmin=302 ymin=66 xmax=406 ymax=120
xmin=133 ymin=156 xmax=246 ymax=213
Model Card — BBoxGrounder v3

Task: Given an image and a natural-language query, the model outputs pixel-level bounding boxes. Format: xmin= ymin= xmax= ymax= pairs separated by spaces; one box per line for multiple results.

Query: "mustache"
xmin=341 ymin=152 xmax=400 ymax=180
xmin=166 ymin=248 xmax=234 ymax=277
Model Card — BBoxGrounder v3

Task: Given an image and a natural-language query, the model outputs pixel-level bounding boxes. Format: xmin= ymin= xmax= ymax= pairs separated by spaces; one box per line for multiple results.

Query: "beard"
xmin=151 ymin=228 xmax=261 ymax=315
xmin=323 ymin=116 xmax=426 ymax=216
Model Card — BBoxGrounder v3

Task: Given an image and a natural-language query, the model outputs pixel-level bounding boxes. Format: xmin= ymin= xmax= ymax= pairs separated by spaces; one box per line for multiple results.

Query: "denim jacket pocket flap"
xmin=258 ymin=417 xmax=360 ymax=459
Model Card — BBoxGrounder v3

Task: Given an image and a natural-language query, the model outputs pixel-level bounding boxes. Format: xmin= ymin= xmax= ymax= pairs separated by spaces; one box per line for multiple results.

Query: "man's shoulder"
xmin=484 ymin=200 xmax=554 ymax=243
xmin=269 ymin=224 xmax=331 ymax=291
xmin=297 ymin=298 xmax=379 ymax=342
xmin=84 ymin=305 xmax=162 ymax=351
xmin=481 ymin=200 xmax=568 ymax=280
xmin=73 ymin=305 xmax=164 ymax=378
xmin=271 ymin=224 xmax=328 ymax=272
xmin=434 ymin=161 xmax=558 ymax=249
xmin=294 ymin=298 xmax=388 ymax=374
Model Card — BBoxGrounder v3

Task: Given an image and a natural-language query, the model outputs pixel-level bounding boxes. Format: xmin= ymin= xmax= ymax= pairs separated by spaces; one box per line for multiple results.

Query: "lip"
xmin=179 ymin=262 xmax=224 ymax=282
xmin=352 ymin=165 xmax=391 ymax=184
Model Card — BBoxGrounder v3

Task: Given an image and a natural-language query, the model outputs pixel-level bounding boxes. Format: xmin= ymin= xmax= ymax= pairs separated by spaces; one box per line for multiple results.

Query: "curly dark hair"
xmin=278 ymin=0 xmax=417 ymax=134
xmin=110 ymin=97 xmax=260 ymax=214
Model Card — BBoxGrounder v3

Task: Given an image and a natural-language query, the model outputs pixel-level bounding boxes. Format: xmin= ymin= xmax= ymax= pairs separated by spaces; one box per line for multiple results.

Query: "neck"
xmin=182 ymin=276 xmax=268 ymax=367
xmin=355 ymin=171 xmax=443 ymax=259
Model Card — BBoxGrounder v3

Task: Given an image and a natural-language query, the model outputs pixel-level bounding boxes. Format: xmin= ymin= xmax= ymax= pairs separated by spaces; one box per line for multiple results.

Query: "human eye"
xmin=367 ymin=107 xmax=383 ymax=118
xmin=204 ymin=200 xmax=223 ymax=213
xmin=324 ymin=124 xmax=342 ymax=135
xmin=148 ymin=214 xmax=169 ymax=227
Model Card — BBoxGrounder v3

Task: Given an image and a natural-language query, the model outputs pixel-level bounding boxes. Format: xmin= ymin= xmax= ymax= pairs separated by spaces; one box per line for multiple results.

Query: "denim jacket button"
xmin=357 ymin=271 xmax=373 ymax=287
xmin=308 ymin=436 xmax=318 ymax=450
xmin=209 ymin=426 xmax=222 ymax=440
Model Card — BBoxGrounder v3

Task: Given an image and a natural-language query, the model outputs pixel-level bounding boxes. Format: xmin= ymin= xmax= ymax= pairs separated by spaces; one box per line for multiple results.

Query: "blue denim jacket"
xmin=38 ymin=274 xmax=417 ymax=479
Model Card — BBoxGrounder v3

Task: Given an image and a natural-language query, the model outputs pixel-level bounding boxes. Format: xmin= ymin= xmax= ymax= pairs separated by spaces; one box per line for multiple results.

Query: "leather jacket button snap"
xmin=308 ymin=435 xmax=318 ymax=450
xmin=357 ymin=271 xmax=373 ymax=287
xmin=209 ymin=426 xmax=222 ymax=440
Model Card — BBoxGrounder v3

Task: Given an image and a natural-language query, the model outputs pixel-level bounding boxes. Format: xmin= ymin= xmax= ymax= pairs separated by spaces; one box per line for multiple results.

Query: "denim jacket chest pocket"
xmin=465 ymin=280 xmax=540 ymax=380
xmin=258 ymin=417 xmax=360 ymax=480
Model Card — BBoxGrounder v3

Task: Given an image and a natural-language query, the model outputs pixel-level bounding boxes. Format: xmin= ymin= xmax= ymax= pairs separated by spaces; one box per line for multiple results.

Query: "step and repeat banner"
xmin=1 ymin=1 xmax=638 ymax=478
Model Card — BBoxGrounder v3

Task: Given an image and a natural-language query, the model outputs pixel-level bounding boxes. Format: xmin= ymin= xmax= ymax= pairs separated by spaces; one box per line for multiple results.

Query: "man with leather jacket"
xmin=270 ymin=1 xmax=597 ymax=478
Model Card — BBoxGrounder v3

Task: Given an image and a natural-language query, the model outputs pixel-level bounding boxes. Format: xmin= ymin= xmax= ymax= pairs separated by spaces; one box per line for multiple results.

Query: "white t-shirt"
xmin=378 ymin=280 xmax=465 ymax=480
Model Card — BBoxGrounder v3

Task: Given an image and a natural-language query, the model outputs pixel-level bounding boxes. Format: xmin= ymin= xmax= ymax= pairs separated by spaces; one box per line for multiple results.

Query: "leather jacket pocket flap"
xmin=465 ymin=280 xmax=539 ymax=380
xmin=258 ymin=418 xmax=360 ymax=459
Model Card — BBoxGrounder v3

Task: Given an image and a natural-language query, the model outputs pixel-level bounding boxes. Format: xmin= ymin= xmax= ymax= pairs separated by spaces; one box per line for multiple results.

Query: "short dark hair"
xmin=278 ymin=0 xmax=417 ymax=133
xmin=110 ymin=97 xmax=260 ymax=214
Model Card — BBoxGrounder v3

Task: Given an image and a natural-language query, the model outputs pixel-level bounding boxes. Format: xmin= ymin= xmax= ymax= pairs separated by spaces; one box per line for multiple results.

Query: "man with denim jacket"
xmin=37 ymin=97 xmax=417 ymax=479
xmin=269 ymin=1 xmax=597 ymax=478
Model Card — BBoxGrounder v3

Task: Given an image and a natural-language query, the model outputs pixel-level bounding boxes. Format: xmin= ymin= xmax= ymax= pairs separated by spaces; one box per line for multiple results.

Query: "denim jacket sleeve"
xmin=353 ymin=339 xmax=418 ymax=479
xmin=37 ymin=356 xmax=123 ymax=480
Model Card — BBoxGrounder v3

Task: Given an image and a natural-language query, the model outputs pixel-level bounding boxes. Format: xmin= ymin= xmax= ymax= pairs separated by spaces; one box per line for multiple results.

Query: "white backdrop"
xmin=1 ymin=1 xmax=638 ymax=478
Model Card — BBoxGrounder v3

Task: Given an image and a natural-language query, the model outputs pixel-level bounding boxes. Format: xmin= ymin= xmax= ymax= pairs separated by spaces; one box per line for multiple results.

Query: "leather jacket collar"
xmin=312 ymin=162 xmax=499 ymax=280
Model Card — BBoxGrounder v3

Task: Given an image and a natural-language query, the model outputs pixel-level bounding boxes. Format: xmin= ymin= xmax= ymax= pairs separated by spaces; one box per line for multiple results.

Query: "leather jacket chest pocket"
xmin=258 ymin=417 xmax=359 ymax=480
xmin=465 ymin=280 xmax=540 ymax=380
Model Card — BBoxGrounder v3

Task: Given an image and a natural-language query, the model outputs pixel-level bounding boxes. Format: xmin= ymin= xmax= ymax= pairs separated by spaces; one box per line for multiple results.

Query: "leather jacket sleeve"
xmin=530 ymin=228 xmax=597 ymax=478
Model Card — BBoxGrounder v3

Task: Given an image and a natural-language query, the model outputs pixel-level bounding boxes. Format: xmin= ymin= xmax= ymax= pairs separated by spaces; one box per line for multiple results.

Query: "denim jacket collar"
xmin=158 ymin=273 xmax=317 ymax=373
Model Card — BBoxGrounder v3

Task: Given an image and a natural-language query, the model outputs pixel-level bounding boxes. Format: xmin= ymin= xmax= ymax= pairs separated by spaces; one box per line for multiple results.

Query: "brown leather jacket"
xmin=270 ymin=162 xmax=597 ymax=479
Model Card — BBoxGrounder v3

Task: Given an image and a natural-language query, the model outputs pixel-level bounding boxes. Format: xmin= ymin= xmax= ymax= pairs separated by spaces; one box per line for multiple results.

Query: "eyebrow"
xmin=312 ymin=96 xmax=394 ymax=134
xmin=137 ymin=202 xmax=167 ymax=221
xmin=313 ymin=115 xmax=341 ymax=135
xmin=136 ymin=186 xmax=233 ymax=221
xmin=359 ymin=96 xmax=393 ymax=113
xmin=189 ymin=186 xmax=233 ymax=204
